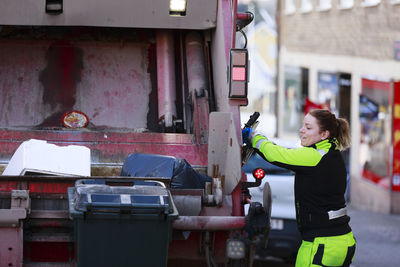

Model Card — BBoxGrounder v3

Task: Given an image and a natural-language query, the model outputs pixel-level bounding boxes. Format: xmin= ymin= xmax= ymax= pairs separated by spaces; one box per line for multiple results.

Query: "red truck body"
xmin=0 ymin=0 xmax=263 ymax=266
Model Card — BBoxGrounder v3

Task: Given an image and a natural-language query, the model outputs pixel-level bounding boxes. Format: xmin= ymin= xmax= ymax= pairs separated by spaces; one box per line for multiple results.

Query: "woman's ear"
xmin=321 ymin=130 xmax=330 ymax=140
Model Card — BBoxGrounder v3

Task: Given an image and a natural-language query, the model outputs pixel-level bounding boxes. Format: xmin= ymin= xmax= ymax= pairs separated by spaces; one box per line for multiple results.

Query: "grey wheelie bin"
xmin=68 ymin=179 xmax=179 ymax=267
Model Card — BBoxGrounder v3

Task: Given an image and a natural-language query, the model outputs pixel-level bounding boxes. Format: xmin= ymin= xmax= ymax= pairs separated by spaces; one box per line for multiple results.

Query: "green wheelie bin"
xmin=68 ymin=179 xmax=179 ymax=267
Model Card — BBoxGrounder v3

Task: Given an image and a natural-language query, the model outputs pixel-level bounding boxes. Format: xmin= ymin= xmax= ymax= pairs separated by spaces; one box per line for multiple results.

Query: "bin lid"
xmin=73 ymin=180 xmax=173 ymax=214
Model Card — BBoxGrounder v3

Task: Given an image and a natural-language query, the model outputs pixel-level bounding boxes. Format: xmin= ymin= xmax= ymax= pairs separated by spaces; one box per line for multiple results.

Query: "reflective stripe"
xmin=317 ymin=149 xmax=327 ymax=157
xmin=328 ymin=207 xmax=347 ymax=220
xmin=248 ymin=130 xmax=259 ymax=144
xmin=254 ymin=139 xmax=264 ymax=150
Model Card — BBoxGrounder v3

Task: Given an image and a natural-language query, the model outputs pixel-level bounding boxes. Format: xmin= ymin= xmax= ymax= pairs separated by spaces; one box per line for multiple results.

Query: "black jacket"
xmin=251 ymin=135 xmax=351 ymax=241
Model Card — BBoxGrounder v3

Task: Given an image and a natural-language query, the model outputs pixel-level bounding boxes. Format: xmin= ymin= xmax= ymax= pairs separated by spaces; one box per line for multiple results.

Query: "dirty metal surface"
xmin=0 ymin=0 xmax=218 ymax=29
xmin=173 ymin=216 xmax=245 ymax=231
xmin=0 ymin=176 xmax=172 ymax=194
xmin=193 ymin=94 xmax=210 ymax=144
xmin=208 ymin=112 xmax=242 ymax=194
xmin=0 ymin=39 xmax=151 ymax=129
xmin=0 ymin=227 xmax=23 ymax=267
xmin=169 ymin=231 xmax=229 ymax=263
xmin=0 ymin=130 xmax=208 ymax=165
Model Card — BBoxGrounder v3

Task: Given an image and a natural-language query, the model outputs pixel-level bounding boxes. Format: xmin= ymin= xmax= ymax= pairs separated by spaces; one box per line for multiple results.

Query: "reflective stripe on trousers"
xmin=295 ymin=232 xmax=356 ymax=267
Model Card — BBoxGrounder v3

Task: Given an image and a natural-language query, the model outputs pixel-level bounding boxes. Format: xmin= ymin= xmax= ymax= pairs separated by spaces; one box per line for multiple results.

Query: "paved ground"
xmin=348 ymin=205 xmax=400 ymax=267
xmin=254 ymin=205 xmax=400 ymax=267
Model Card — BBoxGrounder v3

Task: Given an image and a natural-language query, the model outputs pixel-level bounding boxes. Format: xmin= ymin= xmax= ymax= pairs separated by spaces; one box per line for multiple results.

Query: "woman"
xmin=242 ymin=109 xmax=356 ymax=267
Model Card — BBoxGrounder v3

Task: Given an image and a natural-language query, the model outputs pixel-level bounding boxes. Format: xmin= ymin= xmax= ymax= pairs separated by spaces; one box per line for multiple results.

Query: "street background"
xmin=254 ymin=205 xmax=400 ymax=267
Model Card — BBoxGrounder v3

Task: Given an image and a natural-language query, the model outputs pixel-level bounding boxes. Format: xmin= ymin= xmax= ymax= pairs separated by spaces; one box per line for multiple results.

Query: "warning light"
xmin=169 ymin=0 xmax=187 ymax=16
xmin=45 ymin=0 xmax=63 ymax=14
xmin=229 ymin=49 xmax=248 ymax=99
xmin=252 ymin=168 xmax=265 ymax=180
xmin=226 ymin=239 xmax=246 ymax=259
xmin=232 ymin=67 xmax=246 ymax=81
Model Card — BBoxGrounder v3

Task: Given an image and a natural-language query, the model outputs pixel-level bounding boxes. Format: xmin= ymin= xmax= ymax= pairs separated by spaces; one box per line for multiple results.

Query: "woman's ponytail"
xmin=336 ymin=117 xmax=350 ymax=151
xmin=309 ymin=109 xmax=350 ymax=151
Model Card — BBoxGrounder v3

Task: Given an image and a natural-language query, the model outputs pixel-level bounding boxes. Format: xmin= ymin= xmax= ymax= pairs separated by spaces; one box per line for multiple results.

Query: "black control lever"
xmin=244 ymin=112 xmax=260 ymax=129
xmin=241 ymin=112 xmax=260 ymax=166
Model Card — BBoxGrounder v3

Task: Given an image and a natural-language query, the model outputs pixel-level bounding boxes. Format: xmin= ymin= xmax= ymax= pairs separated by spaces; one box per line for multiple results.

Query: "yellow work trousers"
xmin=295 ymin=232 xmax=356 ymax=267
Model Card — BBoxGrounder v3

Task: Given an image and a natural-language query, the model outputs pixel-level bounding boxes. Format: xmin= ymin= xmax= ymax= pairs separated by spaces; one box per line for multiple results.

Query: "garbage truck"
xmin=0 ymin=0 xmax=271 ymax=266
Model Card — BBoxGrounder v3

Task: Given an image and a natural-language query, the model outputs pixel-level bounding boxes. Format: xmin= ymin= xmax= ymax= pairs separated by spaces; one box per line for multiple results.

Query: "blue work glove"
xmin=242 ymin=127 xmax=253 ymax=145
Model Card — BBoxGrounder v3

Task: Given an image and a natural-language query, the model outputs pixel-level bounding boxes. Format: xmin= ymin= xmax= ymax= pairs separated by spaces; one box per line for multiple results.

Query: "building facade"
xmin=278 ymin=0 xmax=400 ymax=213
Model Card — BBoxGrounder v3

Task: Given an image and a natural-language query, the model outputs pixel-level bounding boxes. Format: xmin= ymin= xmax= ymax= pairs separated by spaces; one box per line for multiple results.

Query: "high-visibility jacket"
xmin=250 ymin=134 xmax=351 ymax=241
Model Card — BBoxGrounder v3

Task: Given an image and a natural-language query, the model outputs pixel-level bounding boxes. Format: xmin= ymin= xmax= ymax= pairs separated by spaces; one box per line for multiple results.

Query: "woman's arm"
xmin=251 ymin=134 xmax=323 ymax=168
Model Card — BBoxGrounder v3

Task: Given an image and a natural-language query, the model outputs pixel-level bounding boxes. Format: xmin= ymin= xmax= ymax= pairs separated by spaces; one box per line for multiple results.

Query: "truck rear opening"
xmin=0 ymin=26 xmax=209 ymax=164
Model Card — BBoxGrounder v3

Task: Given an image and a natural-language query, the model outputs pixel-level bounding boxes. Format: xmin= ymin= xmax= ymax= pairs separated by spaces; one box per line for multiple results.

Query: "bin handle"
xmin=84 ymin=202 xmax=170 ymax=214
xmin=75 ymin=179 xmax=167 ymax=188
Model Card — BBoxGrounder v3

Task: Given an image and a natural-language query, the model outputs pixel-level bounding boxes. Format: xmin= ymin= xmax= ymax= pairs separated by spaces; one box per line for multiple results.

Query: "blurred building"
xmin=277 ymin=0 xmax=400 ymax=213
xmin=238 ymin=0 xmax=278 ymax=136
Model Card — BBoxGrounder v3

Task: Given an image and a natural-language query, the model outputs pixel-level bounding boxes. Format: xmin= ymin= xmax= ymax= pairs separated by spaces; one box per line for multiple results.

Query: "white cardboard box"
xmin=2 ymin=139 xmax=90 ymax=176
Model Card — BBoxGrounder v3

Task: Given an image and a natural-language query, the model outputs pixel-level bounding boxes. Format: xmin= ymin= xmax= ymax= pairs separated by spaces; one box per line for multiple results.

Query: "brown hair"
xmin=309 ymin=109 xmax=350 ymax=151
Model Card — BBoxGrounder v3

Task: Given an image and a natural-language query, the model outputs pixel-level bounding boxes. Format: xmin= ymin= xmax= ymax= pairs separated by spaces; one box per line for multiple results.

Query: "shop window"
xmin=338 ymin=0 xmax=354 ymax=9
xmin=317 ymin=0 xmax=332 ymax=11
xmin=338 ymin=73 xmax=351 ymax=124
xmin=317 ymin=72 xmax=339 ymax=116
xmin=359 ymin=78 xmax=391 ymax=190
xmin=301 ymin=0 xmax=313 ymax=13
xmin=361 ymin=0 xmax=381 ymax=7
xmin=285 ymin=0 xmax=296 ymax=15
xmin=283 ymin=66 xmax=308 ymax=135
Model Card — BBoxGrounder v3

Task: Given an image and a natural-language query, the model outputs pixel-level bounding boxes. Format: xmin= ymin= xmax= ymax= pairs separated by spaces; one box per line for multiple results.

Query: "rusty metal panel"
xmin=0 ymin=130 xmax=208 ymax=165
xmin=173 ymin=216 xmax=245 ymax=230
xmin=0 ymin=0 xmax=217 ymax=29
xmin=168 ymin=231 xmax=229 ymax=263
xmin=0 ymin=130 xmax=195 ymax=144
xmin=0 ymin=39 xmax=152 ymax=129
xmin=0 ymin=227 xmax=23 ymax=267
xmin=192 ymin=95 xmax=210 ymax=144
xmin=0 ymin=190 xmax=28 ymax=267
xmin=0 ymin=181 xmax=19 ymax=192
xmin=208 ymin=112 xmax=241 ymax=194
xmin=75 ymin=42 xmax=152 ymax=129
xmin=0 ymin=40 xmax=46 ymax=126
xmin=211 ymin=0 xmax=232 ymax=114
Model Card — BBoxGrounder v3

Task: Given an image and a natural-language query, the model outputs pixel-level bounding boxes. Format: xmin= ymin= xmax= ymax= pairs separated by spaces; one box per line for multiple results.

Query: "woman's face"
xmin=299 ymin=113 xmax=328 ymax=147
